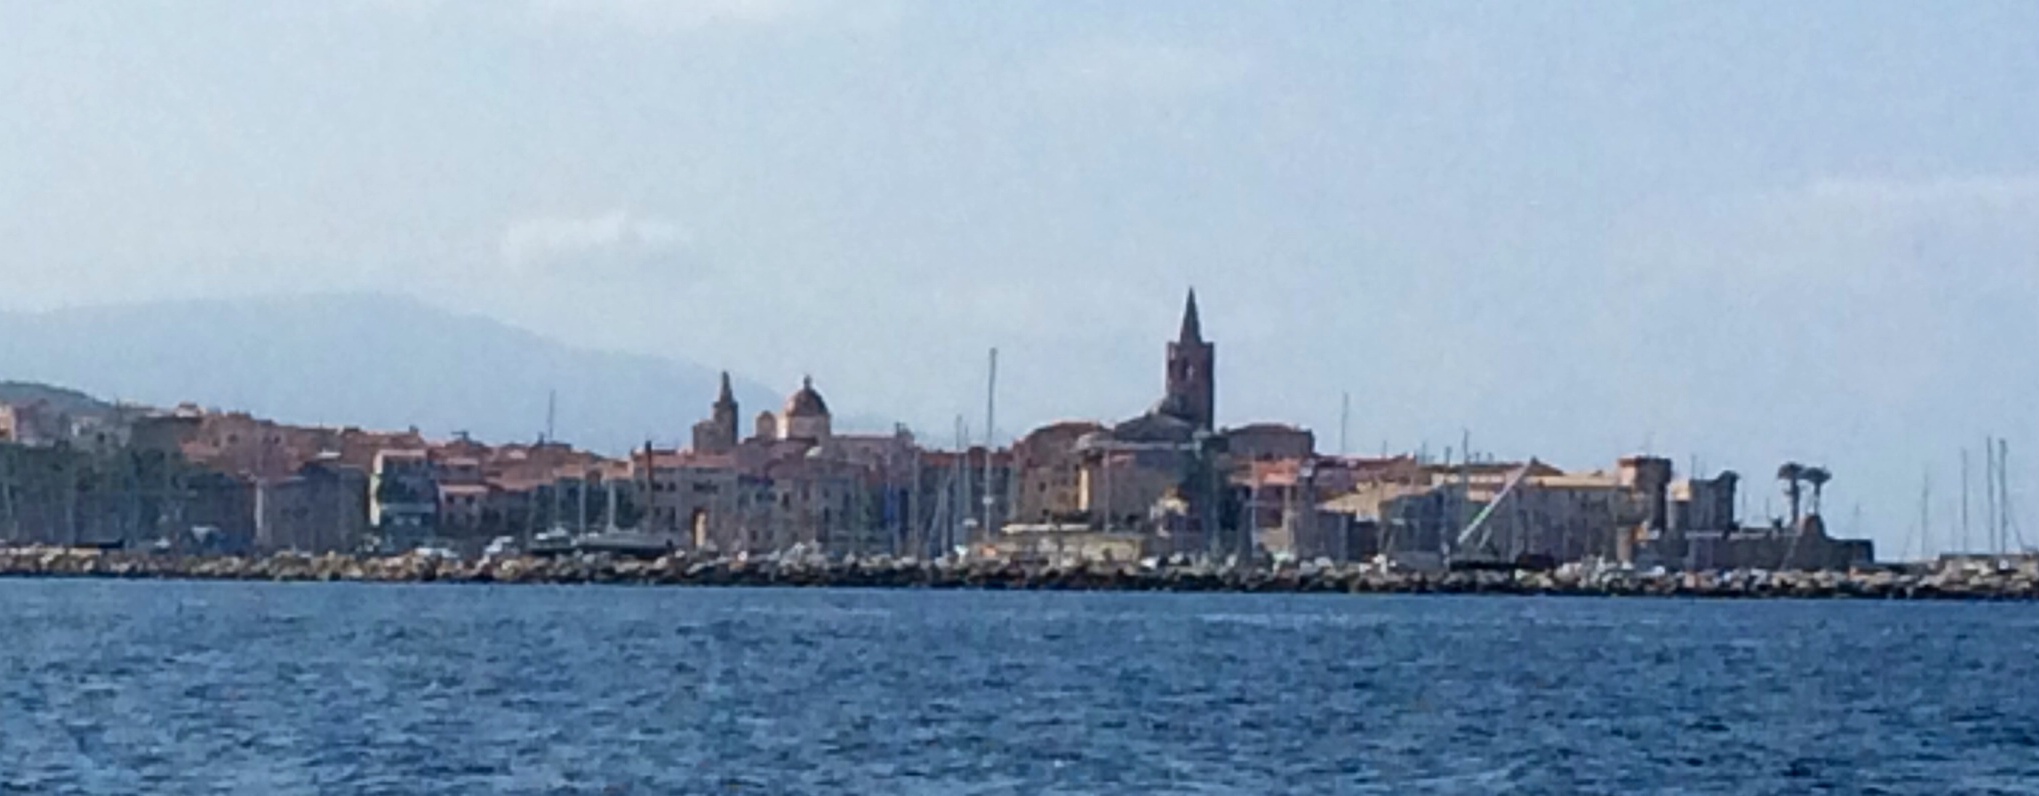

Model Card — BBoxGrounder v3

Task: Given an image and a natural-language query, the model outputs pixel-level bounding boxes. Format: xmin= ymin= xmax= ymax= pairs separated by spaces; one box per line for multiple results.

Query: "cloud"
xmin=1032 ymin=39 xmax=1254 ymax=100
xmin=499 ymin=211 xmax=705 ymax=282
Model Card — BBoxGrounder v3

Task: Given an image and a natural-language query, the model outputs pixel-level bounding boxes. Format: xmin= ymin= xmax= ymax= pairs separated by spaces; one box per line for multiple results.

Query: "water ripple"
xmin=3 ymin=583 xmax=2036 ymax=794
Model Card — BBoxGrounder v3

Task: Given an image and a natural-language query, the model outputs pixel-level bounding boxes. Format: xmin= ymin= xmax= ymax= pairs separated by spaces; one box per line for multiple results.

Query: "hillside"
xmin=0 ymin=294 xmax=779 ymax=453
xmin=0 ymin=380 xmax=121 ymax=418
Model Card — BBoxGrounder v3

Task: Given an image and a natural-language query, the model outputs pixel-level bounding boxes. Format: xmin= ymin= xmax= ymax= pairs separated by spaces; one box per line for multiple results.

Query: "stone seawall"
xmin=2 ymin=547 xmax=2036 ymax=600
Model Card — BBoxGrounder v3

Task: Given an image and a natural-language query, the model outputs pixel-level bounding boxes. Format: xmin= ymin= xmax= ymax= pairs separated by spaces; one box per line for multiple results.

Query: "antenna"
xmin=545 ymin=390 xmax=557 ymax=444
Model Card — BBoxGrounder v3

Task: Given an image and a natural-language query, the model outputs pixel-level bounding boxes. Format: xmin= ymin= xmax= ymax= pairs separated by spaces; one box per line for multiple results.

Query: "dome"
xmin=785 ymin=376 xmax=830 ymax=418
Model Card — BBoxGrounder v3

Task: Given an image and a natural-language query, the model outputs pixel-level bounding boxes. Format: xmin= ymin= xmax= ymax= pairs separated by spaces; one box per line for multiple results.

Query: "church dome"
xmin=785 ymin=376 xmax=830 ymax=418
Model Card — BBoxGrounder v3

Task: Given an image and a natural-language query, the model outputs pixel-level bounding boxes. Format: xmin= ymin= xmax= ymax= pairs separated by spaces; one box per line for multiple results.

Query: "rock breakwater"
xmin=3 ymin=546 xmax=2036 ymax=600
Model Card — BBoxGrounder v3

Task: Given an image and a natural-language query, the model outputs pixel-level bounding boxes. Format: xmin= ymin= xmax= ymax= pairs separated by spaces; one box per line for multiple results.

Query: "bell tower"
xmin=1164 ymin=289 xmax=1215 ymax=431
xmin=691 ymin=371 xmax=740 ymax=454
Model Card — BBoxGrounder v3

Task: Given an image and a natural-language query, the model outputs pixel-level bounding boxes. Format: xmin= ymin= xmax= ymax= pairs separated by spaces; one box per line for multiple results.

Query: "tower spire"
xmin=715 ymin=371 xmax=736 ymax=408
xmin=1178 ymin=288 xmax=1203 ymax=344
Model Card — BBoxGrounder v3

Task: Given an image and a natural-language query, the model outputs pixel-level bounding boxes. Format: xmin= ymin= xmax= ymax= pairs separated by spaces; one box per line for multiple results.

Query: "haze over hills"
xmin=0 ymin=294 xmax=808 ymax=454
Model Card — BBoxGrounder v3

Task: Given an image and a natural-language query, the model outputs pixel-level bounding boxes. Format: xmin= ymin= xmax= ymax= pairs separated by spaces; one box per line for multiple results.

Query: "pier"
xmin=3 ymin=546 xmax=2036 ymax=601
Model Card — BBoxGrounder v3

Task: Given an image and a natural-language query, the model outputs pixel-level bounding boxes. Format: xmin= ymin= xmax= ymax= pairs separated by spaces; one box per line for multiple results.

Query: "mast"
xmin=1915 ymin=470 xmax=1930 ymax=562
xmin=1961 ymin=448 xmax=1971 ymax=554
xmin=1339 ymin=392 xmax=1351 ymax=457
xmin=907 ymin=445 xmax=921 ymax=557
xmin=982 ymin=347 xmax=998 ymax=541
xmin=1100 ymin=439 xmax=1113 ymax=534
xmin=2006 ymin=440 xmax=2025 ymax=551
xmin=550 ymin=468 xmax=564 ymax=532
xmin=1457 ymin=430 xmax=1472 ymax=553
xmin=952 ymin=416 xmax=967 ymax=554
xmin=605 ymin=474 xmax=619 ymax=532
xmin=1986 ymin=436 xmax=1999 ymax=555
xmin=640 ymin=440 xmax=655 ymax=534
xmin=1999 ymin=438 xmax=2013 ymax=554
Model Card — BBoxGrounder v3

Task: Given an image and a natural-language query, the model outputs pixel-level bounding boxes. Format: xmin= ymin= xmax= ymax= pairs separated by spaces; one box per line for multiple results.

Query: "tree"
xmin=1776 ymin=462 xmax=1806 ymax=530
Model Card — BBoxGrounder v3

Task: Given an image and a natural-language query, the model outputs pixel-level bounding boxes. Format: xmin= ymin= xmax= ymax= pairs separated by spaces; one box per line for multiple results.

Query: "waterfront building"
xmin=660 ymin=374 xmax=924 ymax=554
xmin=1225 ymin=424 xmax=1315 ymax=462
xmin=1010 ymin=421 xmax=1102 ymax=525
xmin=369 ymin=449 xmax=437 ymax=548
xmin=690 ymin=372 xmax=741 ymax=455
xmin=255 ymin=457 xmax=370 ymax=553
xmin=779 ymin=377 xmax=833 ymax=443
xmin=1163 ymin=289 xmax=1216 ymax=432
xmin=1065 ymin=292 xmax=1232 ymax=555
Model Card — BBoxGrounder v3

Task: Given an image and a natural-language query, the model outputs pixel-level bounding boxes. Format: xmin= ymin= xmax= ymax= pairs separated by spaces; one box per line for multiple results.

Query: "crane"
xmin=1449 ymin=464 xmax=1535 ymax=570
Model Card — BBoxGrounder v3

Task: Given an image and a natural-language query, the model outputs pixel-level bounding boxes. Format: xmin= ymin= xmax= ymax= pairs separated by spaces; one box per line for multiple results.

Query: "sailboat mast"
xmin=577 ymin=467 xmax=589 ymax=535
xmin=1916 ymin=470 xmax=1930 ymax=562
xmin=1339 ymin=392 xmax=1351 ymax=457
xmin=1986 ymin=436 xmax=2000 ymax=555
xmin=1999 ymin=438 xmax=2012 ymax=554
xmin=1458 ymin=430 xmax=1472 ymax=548
xmin=953 ymin=415 xmax=967 ymax=554
xmin=982 ymin=348 xmax=998 ymax=542
xmin=605 ymin=475 xmax=618 ymax=532
xmin=1961 ymin=448 xmax=1971 ymax=554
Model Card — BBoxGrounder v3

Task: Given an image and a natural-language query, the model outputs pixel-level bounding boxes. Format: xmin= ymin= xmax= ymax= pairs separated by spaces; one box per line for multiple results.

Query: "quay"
xmin=3 ymin=546 xmax=2037 ymax=601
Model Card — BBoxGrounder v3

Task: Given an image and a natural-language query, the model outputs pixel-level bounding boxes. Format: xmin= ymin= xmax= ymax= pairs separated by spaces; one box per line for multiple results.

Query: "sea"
xmin=2 ymin=581 xmax=2036 ymax=795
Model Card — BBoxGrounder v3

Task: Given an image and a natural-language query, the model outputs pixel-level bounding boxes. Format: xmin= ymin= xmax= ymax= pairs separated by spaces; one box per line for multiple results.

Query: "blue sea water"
xmin=2 ymin=581 xmax=2036 ymax=795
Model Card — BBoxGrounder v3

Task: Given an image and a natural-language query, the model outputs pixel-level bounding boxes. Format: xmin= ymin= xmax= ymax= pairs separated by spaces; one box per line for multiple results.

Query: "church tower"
xmin=691 ymin=371 xmax=740 ymax=454
xmin=1164 ymin=289 xmax=1216 ymax=431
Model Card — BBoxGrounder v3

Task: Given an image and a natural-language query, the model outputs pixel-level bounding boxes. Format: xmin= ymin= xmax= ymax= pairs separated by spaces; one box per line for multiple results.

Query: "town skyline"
xmin=0 ymin=285 xmax=2025 ymax=563
xmin=6 ymin=2 xmax=2037 ymax=558
xmin=2 ymin=289 xmax=1886 ymax=566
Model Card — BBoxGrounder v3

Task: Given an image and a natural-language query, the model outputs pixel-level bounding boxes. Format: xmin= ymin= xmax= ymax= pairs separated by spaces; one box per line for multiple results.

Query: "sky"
xmin=3 ymin=0 xmax=2038 ymax=555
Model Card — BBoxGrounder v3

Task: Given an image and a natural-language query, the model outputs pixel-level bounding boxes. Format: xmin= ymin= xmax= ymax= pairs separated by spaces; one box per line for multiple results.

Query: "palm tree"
xmin=1802 ymin=466 xmax=1831 ymax=519
xmin=1776 ymin=462 xmax=1806 ymax=530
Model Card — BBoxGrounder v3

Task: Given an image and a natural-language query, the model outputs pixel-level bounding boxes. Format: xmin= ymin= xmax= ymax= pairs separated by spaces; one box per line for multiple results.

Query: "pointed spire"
xmin=714 ymin=371 xmax=736 ymax=407
xmin=1178 ymin=288 xmax=1203 ymax=344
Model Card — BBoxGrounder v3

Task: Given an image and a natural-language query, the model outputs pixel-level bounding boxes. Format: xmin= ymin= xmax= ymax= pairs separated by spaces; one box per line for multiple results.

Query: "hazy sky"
xmin=4 ymin=1 xmax=2037 ymax=553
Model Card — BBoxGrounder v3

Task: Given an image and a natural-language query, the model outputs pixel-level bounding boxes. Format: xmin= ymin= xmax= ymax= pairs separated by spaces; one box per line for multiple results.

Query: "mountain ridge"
xmin=0 ymin=293 xmax=807 ymax=453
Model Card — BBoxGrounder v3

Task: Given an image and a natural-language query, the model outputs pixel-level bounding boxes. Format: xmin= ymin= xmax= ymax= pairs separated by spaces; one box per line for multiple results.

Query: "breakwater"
xmin=4 ymin=546 xmax=2037 ymax=600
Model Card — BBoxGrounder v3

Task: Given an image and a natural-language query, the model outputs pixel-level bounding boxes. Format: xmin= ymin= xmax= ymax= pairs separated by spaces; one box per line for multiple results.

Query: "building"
xmin=181 ymin=470 xmax=259 ymax=554
xmin=369 ymin=449 xmax=437 ymax=548
xmin=691 ymin=372 xmax=741 ymax=455
xmin=1225 ymin=424 xmax=1315 ymax=462
xmin=0 ymin=401 xmax=79 ymax=447
xmin=633 ymin=449 xmax=767 ymax=551
xmin=256 ymin=458 xmax=370 ymax=553
xmin=779 ymin=377 xmax=833 ymax=443
xmin=1163 ymin=289 xmax=1216 ymax=432
xmin=1679 ymin=517 xmax=1875 ymax=571
xmin=1059 ymin=291 xmax=1231 ymax=555
xmin=661 ymin=374 xmax=927 ymax=555
xmin=1010 ymin=421 xmax=1104 ymax=525
xmin=1670 ymin=471 xmax=1740 ymax=535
